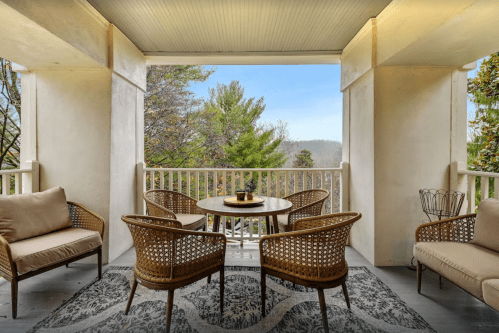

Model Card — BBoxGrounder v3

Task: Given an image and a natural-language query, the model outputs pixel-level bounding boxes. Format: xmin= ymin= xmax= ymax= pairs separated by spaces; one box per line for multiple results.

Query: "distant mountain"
xmin=279 ymin=139 xmax=342 ymax=168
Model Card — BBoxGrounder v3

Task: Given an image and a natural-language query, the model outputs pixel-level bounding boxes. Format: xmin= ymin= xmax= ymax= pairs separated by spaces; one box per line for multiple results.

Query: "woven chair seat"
xmin=176 ymin=214 xmax=206 ymax=231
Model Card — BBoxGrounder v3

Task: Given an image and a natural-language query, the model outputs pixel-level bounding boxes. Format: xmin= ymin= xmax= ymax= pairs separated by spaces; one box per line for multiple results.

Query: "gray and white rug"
xmin=28 ymin=266 xmax=435 ymax=333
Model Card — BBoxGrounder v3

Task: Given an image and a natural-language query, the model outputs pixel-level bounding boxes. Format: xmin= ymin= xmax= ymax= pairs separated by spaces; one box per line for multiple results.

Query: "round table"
xmin=196 ymin=196 xmax=292 ymax=235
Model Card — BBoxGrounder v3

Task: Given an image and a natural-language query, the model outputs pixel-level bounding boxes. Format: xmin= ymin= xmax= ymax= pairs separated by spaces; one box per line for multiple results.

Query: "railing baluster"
xmin=468 ymin=175 xmax=476 ymax=213
xmin=331 ymin=171 xmax=336 ymax=214
xmin=150 ymin=171 xmax=155 ymax=190
xmin=204 ymin=171 xmax=208 ymax=199
xmin=294 ymin=171 xmax=298 ymax=194
xmin=312 ymin=170 xmax=316 ymax=189
xmin=285 ymin=171 xmax=289 ymax=197
xmin=267 ymin=171 xmax=271 ymax=197
xmin=169 ymin=171 xmax=173 ymax=191
xmin=2 ymin=174 xmax=8 ymax=195
xmin=195 ymin=172 xmax=199 ymax=200
xmin=160 ymin=171 xmax=164 ymax=190
xmin=187 ymin=171 xmax=191 ymax=197
xmin=321 ymin=171 xmax=325 ymax=214
xmin=15 ymin=173 xmax=21 ymax=194
xmin=481 ymin=176 xmax=489 ymax=201
xmin=302 ymin=171 xmax=306 ymax=191
xmin=177 ymin=171 xmax=181 ymax=193
xmin=258 ymin=171 xmax=262 ymax=237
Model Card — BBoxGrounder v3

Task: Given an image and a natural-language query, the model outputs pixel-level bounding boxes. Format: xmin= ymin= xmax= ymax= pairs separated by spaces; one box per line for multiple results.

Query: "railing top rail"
xmin=143 ymin=167 xmax=341 ymax=172
xmin=0 ymin=168 xmax=32 ymax=175
xmin=458 ymin=168 xmax=499 ymax=178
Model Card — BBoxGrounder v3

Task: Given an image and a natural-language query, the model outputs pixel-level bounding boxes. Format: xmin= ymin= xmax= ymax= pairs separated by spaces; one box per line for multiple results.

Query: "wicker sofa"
xmin=0 ymin=187 xmax=105 ymax=318
xmin=414 ymin=198 xmax=499 ymax=311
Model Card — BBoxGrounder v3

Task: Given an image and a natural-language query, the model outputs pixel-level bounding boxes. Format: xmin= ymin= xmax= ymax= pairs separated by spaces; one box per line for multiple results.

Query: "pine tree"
xmin=204 ymin=80 xmax=287 ymax=168
xmin=292 ymin=149 xmax=314 ymax=168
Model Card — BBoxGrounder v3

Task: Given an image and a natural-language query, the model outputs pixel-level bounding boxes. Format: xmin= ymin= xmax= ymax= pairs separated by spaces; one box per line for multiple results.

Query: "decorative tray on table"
xmin=223 ymin=196 xmax=265 ymax=207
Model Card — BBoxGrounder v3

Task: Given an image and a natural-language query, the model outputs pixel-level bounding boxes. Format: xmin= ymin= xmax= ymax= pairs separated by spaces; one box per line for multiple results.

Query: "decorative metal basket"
xmin=419 ymin=188 xmax=465 ymax=223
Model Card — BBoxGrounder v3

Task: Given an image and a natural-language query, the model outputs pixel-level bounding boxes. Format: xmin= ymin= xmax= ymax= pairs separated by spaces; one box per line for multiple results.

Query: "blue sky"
xmin=189 ymin=65 xmax=342 ymax=142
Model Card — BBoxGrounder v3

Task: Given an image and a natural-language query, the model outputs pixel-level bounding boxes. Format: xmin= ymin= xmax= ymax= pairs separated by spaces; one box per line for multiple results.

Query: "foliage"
xmin=204 ymin=80 xmax=287 ymax=168
xmin=292 ymin=149 xmax=314 ymax=168
xmin=245 ymin=178 xmax=256 ymax=193
xmin=467 ymin=52 xmax=499 ymax=204
xmin=144 ymin=65 xmax=216 ymax=168
xmin=468 ymin=53 xmax=499 ymax=173
xmin=0 ymin=58 xmax=21 ymax=169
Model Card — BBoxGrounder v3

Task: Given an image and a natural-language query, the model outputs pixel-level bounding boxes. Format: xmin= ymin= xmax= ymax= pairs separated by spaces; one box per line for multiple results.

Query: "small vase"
xmin=247 ymin=192 xmax=254 ymax=200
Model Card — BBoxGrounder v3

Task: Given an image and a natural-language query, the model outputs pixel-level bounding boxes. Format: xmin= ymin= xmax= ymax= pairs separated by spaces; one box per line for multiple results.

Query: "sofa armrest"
xmin=67 ymin=202 xmax=105 ymax=239
xmin=415 ymin=213 xmax=476 ymax=243
xmin=0 ymin=235 xmax=16 ymax=278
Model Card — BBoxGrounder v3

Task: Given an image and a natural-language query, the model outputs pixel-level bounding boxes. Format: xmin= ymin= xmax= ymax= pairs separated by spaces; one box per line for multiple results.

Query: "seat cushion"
xmin=414 ymin=242 xmax=499 ymax=299
xmin=10 ymin=227 xmax=102 ymax=275
xmin=471 ymin=198 xmax=499 ymax=252
xmin=0 ymin=187 xmax=72 ymax=243
xmin=483 ymin=279 xmax=499 ymax=311
xmin=275 ymin=214 xmax=289 ymax=232
xmin=176 ymin=214 xmax=206 ymax=230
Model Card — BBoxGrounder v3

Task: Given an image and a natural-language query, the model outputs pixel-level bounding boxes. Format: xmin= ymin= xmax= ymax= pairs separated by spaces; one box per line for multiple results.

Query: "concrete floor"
xmin=1 ymin=243 xmax=498 ymax=333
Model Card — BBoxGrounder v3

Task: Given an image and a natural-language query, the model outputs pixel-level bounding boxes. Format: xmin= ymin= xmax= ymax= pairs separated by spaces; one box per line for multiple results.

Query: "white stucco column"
xmin=341 ymin=17 xmax=478 ymax=266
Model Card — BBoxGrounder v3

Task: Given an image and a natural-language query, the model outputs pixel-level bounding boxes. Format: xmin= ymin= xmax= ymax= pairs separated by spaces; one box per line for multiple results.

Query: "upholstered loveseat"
xmin=0 ymin=187 xmax=104 ymax=318
xmin=414 ymin=198 xmax=499 ymax=311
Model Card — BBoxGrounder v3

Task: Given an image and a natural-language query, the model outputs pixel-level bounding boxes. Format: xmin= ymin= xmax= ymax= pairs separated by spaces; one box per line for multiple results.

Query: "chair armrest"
xmin=145 ymin=201 xmax=177 ymax=220
xmin=292 ymin=212 xmax=356 ymax=231
xmin=415 ymin=213 xmax=476 ymax=243
xmin=0 ymin=235 xmax=16 ymax=278
xmin=67 ymin=202 xmax=105 ymax=239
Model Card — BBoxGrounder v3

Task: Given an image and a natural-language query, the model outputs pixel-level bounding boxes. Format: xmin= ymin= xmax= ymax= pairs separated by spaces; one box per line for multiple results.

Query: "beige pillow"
xmin=0 ymin=187 xmax=72 ymax=243
xmin=471 ymin=198 xmax=499 ymax=252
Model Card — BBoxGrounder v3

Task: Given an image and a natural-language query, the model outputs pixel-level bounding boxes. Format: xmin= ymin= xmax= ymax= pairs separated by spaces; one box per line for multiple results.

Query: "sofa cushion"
xmin=176 ymin=214 xmax=206 ymax=230
xmin=471 ymin=198 xmax=499 ymax=252
xmin=10 ymin=227 xmax=102 ymax=275
xmin=483 ymin=279 xmax=499 ymax=312
xmin=0 ymin=187 xmax=72 ymax=243
xmin=414 ymin=242 xmax=499 ymax=299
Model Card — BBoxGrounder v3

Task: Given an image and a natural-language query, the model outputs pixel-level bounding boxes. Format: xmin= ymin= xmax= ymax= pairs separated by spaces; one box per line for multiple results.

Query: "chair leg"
xmin=208 ymin=275 xmax=211 ymax=284
xmin=66 ymin=264 xmax=69 ymax=268
xmin=97 ymin=248 xmax=102 ymax=280
xmin=166 ymin=289 xmax=175 ymax=333
xmin=341 ymin=281 xmax=351 ymax=309
xmin=125 ymin=278 xmax=138 ymax=315
xmin=261 ymin=268 xmax=266 ymax=317
xmin=11 ymin=279 xmax=18 ymax=319
xmin=220 ymin=268 xmax=225 ymax=316
xmin=417 ymin=261 xmax=422 ymax=294
xmin=439 ymin=275 xmax=443 ymax=289
xmin=318 ymin=288 xmax=329 ymax=333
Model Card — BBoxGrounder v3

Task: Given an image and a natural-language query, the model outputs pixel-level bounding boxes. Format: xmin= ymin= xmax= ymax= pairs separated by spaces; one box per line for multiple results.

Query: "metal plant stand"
xmin=409 ymin=189 xmax=465 ymax=287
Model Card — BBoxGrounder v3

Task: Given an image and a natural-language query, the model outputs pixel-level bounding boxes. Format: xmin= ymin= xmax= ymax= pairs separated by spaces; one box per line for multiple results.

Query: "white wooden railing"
xmin=0 ymin=161 xmax=39 ymax=196
xmin=137 ymin=162 xmax=349 ymax=242
xmin=452 ymin=161 xmax=499 ymax=213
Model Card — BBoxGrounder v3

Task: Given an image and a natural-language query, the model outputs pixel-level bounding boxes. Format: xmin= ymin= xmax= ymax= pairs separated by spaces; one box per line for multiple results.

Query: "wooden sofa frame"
xmin=0 ymin=201 xmax=105 ymax=319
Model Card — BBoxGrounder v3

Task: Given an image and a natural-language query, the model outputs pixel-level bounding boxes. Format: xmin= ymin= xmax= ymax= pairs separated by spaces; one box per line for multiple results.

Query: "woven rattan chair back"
xmin=143 ymin=190 xmax=202 ymax=215
xmin=281 ymin=189 xmax=330 ymax=231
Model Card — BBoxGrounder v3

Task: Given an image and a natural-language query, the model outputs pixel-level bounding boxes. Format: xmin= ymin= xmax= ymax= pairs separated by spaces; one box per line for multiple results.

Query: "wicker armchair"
xmin=272 ymin=189 xmax=330 ymax=233
xmin=0 ymin=201 xmax=104 ymax=319
xmin=122 ymin=215 xmax=226 ymax=333
xmin=143 ymin=190 xmax=207 ymax=231
xmin=414 ymin=213 xmax=476 ymax=293
xmin=260 ymin=212 xmax=361 ymax=333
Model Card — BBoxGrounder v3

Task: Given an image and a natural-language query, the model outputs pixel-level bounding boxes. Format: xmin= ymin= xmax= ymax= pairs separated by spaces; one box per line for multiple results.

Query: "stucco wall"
xmin=36 ymin=69 xmax=112 ymax=262
xmin=347 ymin=70 xmax=376 ymax=264
xmin=373 ymin=67 xmax=454 ymax=266
xmin=108 ymin=73 xmax=138 ymax=262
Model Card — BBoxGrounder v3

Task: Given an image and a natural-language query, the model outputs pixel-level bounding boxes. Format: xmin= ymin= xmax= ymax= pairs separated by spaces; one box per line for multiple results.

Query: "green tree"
xmin=0 ymin=58 xmax=21 ymax=169
xmin=292 ymin=149 xmax=314 ymax=168
xmin=204 ymin=80 xmax=287 ymax=168
xmin=145 ymin=65 xmax=216 ymax=168
xmin=468 ymin=53 xmax=499 ymax=173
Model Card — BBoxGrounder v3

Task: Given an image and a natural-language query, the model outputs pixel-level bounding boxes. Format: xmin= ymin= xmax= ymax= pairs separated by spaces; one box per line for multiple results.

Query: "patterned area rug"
xmin=28 ymin=266 xmax=435 ymax=333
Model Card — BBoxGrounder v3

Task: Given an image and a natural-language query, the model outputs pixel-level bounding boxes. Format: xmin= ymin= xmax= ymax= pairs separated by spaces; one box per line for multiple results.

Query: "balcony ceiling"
xmin=87 ymin=0 xmax=391 ymax=57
